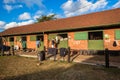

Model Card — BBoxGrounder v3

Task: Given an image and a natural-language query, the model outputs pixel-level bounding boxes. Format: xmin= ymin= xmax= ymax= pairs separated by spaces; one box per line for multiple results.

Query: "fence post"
xmin=44 ymin=46 xmax=46 ymax=60
xmin=1 ymin=46 xmax=4 ymax=56
xmin=44 ymin=46 xmax=45 ymax=52
xmin=11 ymin=45 xmax=15 ymax=55
xmin=68 ymin=47 xmax=70 ymax=63
xmin=105 ymin=48 xmax=109 ymax=68
xmin=53 ymin=48 xmax=57 ymax=61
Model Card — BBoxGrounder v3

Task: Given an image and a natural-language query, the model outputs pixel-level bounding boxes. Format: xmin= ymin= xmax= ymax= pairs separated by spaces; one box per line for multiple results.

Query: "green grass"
xmin=0 ymin=56 xmax=120 ymax=80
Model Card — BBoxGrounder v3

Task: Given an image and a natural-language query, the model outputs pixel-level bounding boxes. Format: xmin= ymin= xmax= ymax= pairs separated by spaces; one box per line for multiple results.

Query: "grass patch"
xmin=0 ymin=56 xmax=120 ymax=80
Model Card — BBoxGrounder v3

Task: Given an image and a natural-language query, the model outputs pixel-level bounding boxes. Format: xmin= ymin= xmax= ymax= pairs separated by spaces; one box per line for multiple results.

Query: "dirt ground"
xmin=14 ymin=50 xmax=120 ymax=67
xmin=0 ymin=56 xmax=120 ymax=80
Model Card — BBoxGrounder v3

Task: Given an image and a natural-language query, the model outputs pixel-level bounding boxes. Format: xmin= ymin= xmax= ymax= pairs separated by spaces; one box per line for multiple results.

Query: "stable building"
xmin=0 ymin=8 xmax=120 ymax=53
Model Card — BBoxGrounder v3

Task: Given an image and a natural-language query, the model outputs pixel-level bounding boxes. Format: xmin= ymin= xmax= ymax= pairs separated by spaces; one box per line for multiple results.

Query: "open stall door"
xmin=0 ymin=37 xmax=3 ymax=45
xmin=48 ymin=33 xmax=68 ymax=48
xmin=30 ymin=35 xmax=44 ymax=51
xmin=88 ymin=31 xmax=104 ymax=50
xmin=36 ymin=35 xmax=44 ymax=51
xmin=21 ymin=36 xmax=27 ymax=49
xmin=3 ymin=37 xmax=9 ymax=45
xmin=48 ymin=34 xmax=57 ymax=48
xmin=58 ymin=34 xmax=68 ymax=49
xmin=9 ymin=37 xmax=14 ymax=46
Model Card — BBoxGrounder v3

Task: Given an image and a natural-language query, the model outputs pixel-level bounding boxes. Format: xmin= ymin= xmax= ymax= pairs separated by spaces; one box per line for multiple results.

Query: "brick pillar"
xmin=44 ymin=34 xmax=48 ymax=49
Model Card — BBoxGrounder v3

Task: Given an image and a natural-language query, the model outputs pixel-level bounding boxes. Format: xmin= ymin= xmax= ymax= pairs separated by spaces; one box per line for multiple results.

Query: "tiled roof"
xmin=1 ymin=8 xmax=120 ymax=36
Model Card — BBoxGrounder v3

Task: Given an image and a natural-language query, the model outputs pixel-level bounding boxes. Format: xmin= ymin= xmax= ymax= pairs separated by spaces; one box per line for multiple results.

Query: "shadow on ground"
xmin=1 ymin=49 xmax=120 ymax=80
xmin=1 ymin=59 xmax=120 ymax=80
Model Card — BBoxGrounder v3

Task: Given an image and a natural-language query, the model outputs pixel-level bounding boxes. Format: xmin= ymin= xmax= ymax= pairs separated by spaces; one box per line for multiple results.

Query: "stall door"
xmin=48 ymin=34 xmax=57 ymax=48
xmin=9 ymin=37 xmax=14 ymax=46
xmin=88 ymin=31 xmax=104 ymax=50
xmin=48 ymin=33 xmax=68 ymax=48
xmin=21 ymin=36 xmax=27 ymax=49
xmin=58 ymin=33 xmax=68 ymax=49
xmin=88 ymin=40 xmax=104 ymax=50
xmin=36 ymin=35 xmax=44 ymax=51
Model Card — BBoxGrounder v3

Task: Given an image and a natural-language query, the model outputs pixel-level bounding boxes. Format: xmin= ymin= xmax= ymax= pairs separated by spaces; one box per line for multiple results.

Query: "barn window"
xmin=21 ymin=36 xmax=27 ymax=41
xmin=36 ymin=35 xmax=43 ymax=41
xmin=88 ymin=31 xmax=103 ymax=40
xmin=30 ymin=35 xmax=43 ymax=41
xmin=115 ymin=29 xmax=120 ymax=40
xmin=9 ymin=37 xmax=14 ymax=42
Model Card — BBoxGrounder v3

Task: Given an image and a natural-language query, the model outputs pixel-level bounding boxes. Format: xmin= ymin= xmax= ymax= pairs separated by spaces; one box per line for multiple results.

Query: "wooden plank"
xmin=58 ymin=40 xmax=68 ymax=48
xmin=88 ymin=40 xmax=104 ymax=50
xmin=37 ymin=41 xmax=44 ymax=51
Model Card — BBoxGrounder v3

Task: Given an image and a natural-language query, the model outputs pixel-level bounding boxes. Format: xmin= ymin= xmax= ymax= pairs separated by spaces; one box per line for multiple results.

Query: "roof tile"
xmin=1 ymin=8 xmax=120 ymax=36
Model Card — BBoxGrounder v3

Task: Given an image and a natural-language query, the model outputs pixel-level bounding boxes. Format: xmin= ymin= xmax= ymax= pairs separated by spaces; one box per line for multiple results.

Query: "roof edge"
xmin=1 ymin=22 xmax=120 ymax=36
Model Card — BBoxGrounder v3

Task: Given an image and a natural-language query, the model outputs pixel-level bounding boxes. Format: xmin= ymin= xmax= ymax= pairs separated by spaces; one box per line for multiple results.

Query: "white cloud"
xmin=4 ymin=22 xmax=18 ymax=29
xmin=55 ymin=14 xmax=63 ymax=18
xmin=92 ymin=0 xmax=108 ymax=10
xmin=33 ymin=10 xmax=63 ymax=20
xmin=3 ymin=0 xmax=15 ymax=4
xmin=112 ymin=0 xmax=120 ymax=8
xmin=14 ymin=5 xmax=23 ymax=8
xmin=33 ymin=10 xmax=44 ymax=20
xmin=3 ymin=0 xmax=45 ymax=11
xmin=33 ymin=15 xmax=41 ymax=20
xmin=61 ymin=0 xmax=108 ymax=17
xmin=0 ymin=21 xmax=6 ymax=28
xmin=4 ymin=4 xmax=23 ymax=12
xmin=4 ymin=5 xmax=13 ymax=12
xmin=3 ymin=0 xmax=23 ymax=12
xmin=47 ymin=13 xmax=62 ymax=18
xmin=4 ymin=20 xmax=34 ymax=29
xmin=35 ymin=10 xmax=44 ymax=15
xmin=19 ymin=12 xmax=31 ymax=20
xmin=18 ymin=20 xmax=34 ymax=26
xmin=3 ymin=0 xmax=45 ymax=8
xmin=19 ymin=0 xmax=45 ymax=8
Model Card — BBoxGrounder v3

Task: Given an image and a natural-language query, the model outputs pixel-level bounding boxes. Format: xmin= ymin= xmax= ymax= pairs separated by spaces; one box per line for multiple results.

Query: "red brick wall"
xmin=3 ymin=28 xmax=120 ymax=51
xmin=44 ymin=34 xmax=48 ymax=48
xmin=13 ymin=36 xmax=36 ymax=50
xmin=27 ymin=35 xmax=36 ymax=50
xmin=68 ymin=28 xmax=120 ymax=50
xmin=4 ymin=41 xmax=10 ymax=46
xmin=68 ymin=32 xmax=88 ymax=50
xmin=3 ymin=36 xmax=22 ymax=49
xmin=104 ymin=28 xmax=120 ymax=50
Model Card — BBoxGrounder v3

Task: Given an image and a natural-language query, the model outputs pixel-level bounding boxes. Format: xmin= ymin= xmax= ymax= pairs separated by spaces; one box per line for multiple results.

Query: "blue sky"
xmin=0 ymin=0 xmax=120 ymax=32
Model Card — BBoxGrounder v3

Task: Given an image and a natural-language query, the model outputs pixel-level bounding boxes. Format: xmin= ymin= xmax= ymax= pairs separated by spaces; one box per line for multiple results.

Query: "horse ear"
xmin=113 ymin=40 xmax=117 ymax=47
